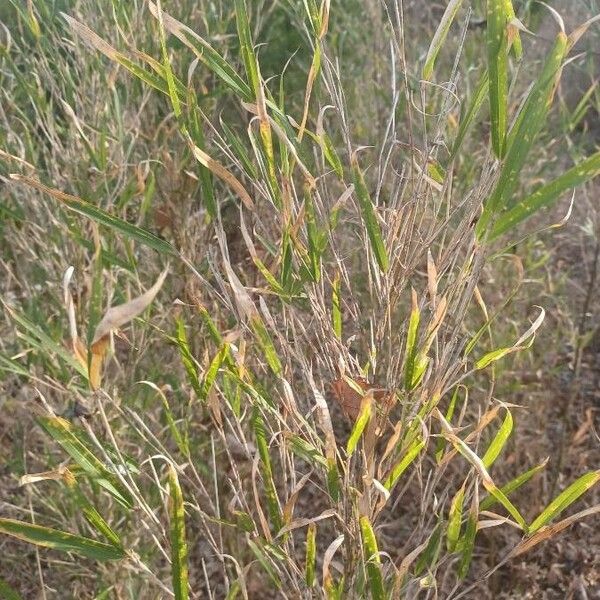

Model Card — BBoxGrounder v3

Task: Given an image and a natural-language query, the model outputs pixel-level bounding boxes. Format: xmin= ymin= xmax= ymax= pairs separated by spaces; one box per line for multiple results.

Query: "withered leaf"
xmin=92 ymin=269 xmax=168 ymax=345
xmin=85 ymin=270 xmax=167 ymax=390
xmin=329 ymin=377 xmax=393 ymax=420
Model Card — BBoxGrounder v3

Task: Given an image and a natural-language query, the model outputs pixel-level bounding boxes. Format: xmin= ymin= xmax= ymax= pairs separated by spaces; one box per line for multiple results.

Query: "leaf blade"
xmin=168 ymin=466 xmax=189 ymax=600
xmin=10 ymin=175 xmax=175 ymax=255
xmin=490 ymin=151 xmax=600 ymax=239
xmin=0 ymin=518 xmax=125 ymax=561
xmin=351 ymin=159 xmax=389 ymax=273
xmin=529 ymin=470 xmax=600 ymax=534
xmin=422 ymin=0 xmax=464 ymax=80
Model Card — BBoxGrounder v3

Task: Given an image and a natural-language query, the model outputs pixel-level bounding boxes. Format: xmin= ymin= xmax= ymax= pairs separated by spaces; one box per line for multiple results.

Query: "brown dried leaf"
xmin=20 ymin=465 xmax=73 ymax=486
xmin=282 ymin=471 xmax=312 ymax=526
xmin=190 ymin=144 xmax=254 ymax=210
xmin=310 ymin=384 xmax=337 ymax=464
xmin=572 ymin=408 xmax=594 ymax=446
xmin=427 ymin=249 xmax=438 ymax=303
xmin=61 ymin=13 xmax=120 ymax=60
xmin=222 ymin=260 xmax=258 ymax=322
xmin=322 ymin=534 xmax=345 ymax=592
xmin=329 ymin=377 xmax=393 ymax=420
xmin=91 ymin=269 xmax=168 ymax=345
xmin=277 ymin=508 xmax=337 ymax=537
xmin=508 ymin=504 xmax=600 ymax=559
xmin=63 ymin=267 xmax=87 ymax=370
xmin=89 ymin=336 xmax=109 ymax=391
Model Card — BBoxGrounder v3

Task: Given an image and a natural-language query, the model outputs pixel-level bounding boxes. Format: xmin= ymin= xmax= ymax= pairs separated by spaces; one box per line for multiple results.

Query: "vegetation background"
xmin=1 ymin=0 xmax=599 ymax=598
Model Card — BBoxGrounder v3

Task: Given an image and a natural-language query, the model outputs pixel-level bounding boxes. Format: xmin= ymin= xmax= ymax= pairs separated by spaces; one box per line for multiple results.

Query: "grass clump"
xmin=1 ymin=0 xmax=599 ymax=598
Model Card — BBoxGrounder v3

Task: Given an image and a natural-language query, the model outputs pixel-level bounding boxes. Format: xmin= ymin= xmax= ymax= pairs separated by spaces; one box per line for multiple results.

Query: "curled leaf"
xmin=85 ymin=270 xmax=167 ymax=389
xmin=92 ymin=269 xmax=168 ymax=345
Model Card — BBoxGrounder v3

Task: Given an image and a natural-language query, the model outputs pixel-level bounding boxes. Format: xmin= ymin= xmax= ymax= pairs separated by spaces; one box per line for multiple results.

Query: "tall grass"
xmin=1 ymin=0 xmax=599 ymax=598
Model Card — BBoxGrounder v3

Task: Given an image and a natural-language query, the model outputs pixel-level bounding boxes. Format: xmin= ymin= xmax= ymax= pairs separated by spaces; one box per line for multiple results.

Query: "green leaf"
xmin=438 ymin=413 xmax=526 ymax=530
xmin=94 ymin=588 xmax=114 ymax=600
xmin=384 ymin=436 xmax=425 ymax=490
xmin=480 ymin=459 xmax=547 ymax=511
xmin=475 ymin=346 xmax=513 ymax=369
xmin=529 ymin=470 xmax=600 ymax=534
xmin=234 ymin=0 xmax=280 ymax=208
xmin=252 ymin=408 xmax=282 ymax=531
xmin=155 ymin=2 xmax=182 ymax=120
xmin=304 ymin=187 xmax=322 ymax=283
xmin=247 ymin=538 xmax=281 ymax=588
xmin=168 ymin=466 xmax=189 ymax=600
xmin=252 ymin=255 xmax=287 ymax=297
xmin=475 ymin=307 xmax=544 ymax=369
xmin=326 ymin=459 xmax=341 ymax=503
xmin=61 ymin=13 xmax=181 ymax=99
xmin=505 ymin=35 xmax=567 ymax=158
xmin=320 ymin=133 xmax=344 ymax=178
xmin=422 ymin=0 xmax=464 ymax=80
xmin=478 ymin=32 xmax=568 ymax=236
xmin=415 ymin=522 xmax=443 ymax=575
xmin=233 ymin=511 xmax=255 ymax=533
xmin=279 ymin=228 xmax=293 ymax=291
xmin=351 ymin=159 xmax=389 ymax=272
xmin=458 ymin=495 xmax=478 ymax=578
xmin=0 ymin=518 xmax=125 ymax=561
xmin=225 ymin=581 xmax=242 ymax=600
xmin=305 ymin=523 xmax=317 ymax=587
xmin=447 ymin=483 xmax=466 ymax=552
xmin=200 ymin=344 xmax=229 ymax=401
xmin=10 ymin=175 xmax=175 ymax=255
xmin=197 ymin=305 xmax=224 ymax=346
xmin=359 ymin=516 xmax=385 ymax=600
xmin=38 ymin=416 xmax=133 ymax=509
xmin=487 ymin=0 xmax=510 ymax=158
xmin=251 ymin=317 xmax=282 ymax=376
xmin=435 ymin=386 xmax=463 ymax=462
xmin=288 ymin=435 xmax=327 ymax=468
xmin=185 ymin=101 xmax=219 ymax=221
xmin=66 ymin=478 xmax=122 ymax=548
xmin=0 ymin=352 xmax=29 ymax=377
xmin=86 ymin=248 xmax=104 ymax=352
xmin=175 ymin=319 xmax=203 ymax=399
xmin=139 ymin=381 xmax=189 ymax=457
xmin=566 ymin=82 xmax=597 ymax=132
xmin=489 ymin=151 xmax=600 ymax=239
xmin=5 ymin=306 xmax=87 ymax=377
xmin=148 ymin=2 xmax=252 ymax=100
xmin=234 ymin=0 xmax=260 ymax=96
xmin=0 ymin=577 xmax=24 ymax=600
xmin=482 ymin=407 xmax=513 ymax=468
xmin=427 ymin=160 xmax=446 ymax=184
xmin=404 ymin=289 xmax=421 ymax=390
xmin=303 ymin=0 xmax=322 ymax=32
xmin=485 ymin=482 xmax=527 ymax=530
xmin=221 ymin=121 xmax=258 ymax=178
xmin=346 ymin=395 xmax=372 ymax=456
xmin=504 ymin=0 xmax=522 ymax=59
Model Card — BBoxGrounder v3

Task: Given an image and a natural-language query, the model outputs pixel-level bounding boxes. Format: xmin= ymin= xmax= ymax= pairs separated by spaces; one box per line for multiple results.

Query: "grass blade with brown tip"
xmin=10 ymin=175 xmax=175 ymax=255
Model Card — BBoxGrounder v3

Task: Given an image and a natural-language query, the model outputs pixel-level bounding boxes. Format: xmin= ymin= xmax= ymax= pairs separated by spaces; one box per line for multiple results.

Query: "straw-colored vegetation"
xmin=1 ymin=0 xmax=599 ymax=598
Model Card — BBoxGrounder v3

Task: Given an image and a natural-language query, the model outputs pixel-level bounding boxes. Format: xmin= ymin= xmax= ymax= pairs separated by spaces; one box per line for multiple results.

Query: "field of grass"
xmin=1 ymin=0 xmax=600 ymax=598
